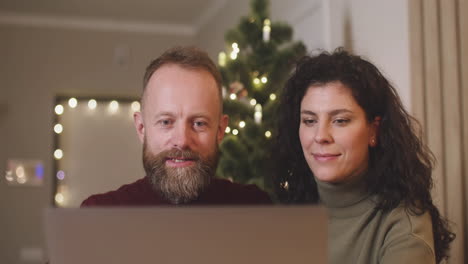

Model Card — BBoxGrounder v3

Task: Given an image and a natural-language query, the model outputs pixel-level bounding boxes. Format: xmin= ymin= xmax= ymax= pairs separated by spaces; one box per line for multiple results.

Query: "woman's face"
xmin=299 ymin=81 xmax=378 ymax=184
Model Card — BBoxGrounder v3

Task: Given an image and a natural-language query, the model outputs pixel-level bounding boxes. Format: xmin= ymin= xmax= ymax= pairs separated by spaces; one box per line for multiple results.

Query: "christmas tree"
xmin=216 ymin=0 xmax=306 ymax=194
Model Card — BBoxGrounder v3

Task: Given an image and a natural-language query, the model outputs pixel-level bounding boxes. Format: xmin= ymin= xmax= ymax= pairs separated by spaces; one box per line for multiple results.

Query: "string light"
xmin=54 ymin=124 xmax=63 ymax=134
xmin=269 ymin=93 xmax=277 ymax=101
xmin=239 ymin=121 xmax=246 ymax=128
xmin=218 ymin=52 xmax=227 ymax=67
xmin=255 ymin=104 xmax=262 ymax=112
xmin=54 ymin=149 xmax=63 ymax=160
xmin=265 ymin=130 xmax=272 ymax=138
xmin=230 ymin=42 xmax=240 ymax=60
xmin=55 ymin=193 xmax=64 ymax=204
xmin=16 ymin=166 xmax=25 ymax=179
xmin=232 ymin=129 xmax=239 ymax=135
xmin=54 ymin=104 xmax=64 ymax=115
xmin=68 ymin=98 xmax=78 ymax=108
xmin=17 ymin=177 xmax=26 ymax=184
xmin=225 ymin=126 xmax=231 ymax=133
xmin=254 ymin=111 xmax=262 ymax=124
xmin=250 ymin=99 xmax=257 ymax=106
xmin=5 ymin=171 xmax=14 ymax=182
xmin=109 ymin=100 xmax=119 ymax=113
xmin=230 ymin=52 xmax=238 ymax=60
xmin=253 ymin=78 xmax=260 ymax=85
xmin=263 ymin=19 xmax=271 ymax=42
xmin=88 ymin=99 xmax=97 ymax=110
xmin=56 ymin=170 xmax=65 ymax=180
xmin=261 ymin=76 xmax=268 ymax=84
xmin=131 ymin=101 xmax=141 ymax=112
xmin=229 ymin=93 xmax=237 ymax=100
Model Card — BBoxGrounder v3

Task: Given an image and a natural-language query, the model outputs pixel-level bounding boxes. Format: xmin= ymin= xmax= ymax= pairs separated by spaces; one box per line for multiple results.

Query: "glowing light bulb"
xmin=261 ymin=77 xmax=268 ymax=83
xmin=55 ymin=193 xmax=64 ymax=204
xmin=56 ymin=170 xmax=65 ymax=180
xmin=88 ymin=99 xmax=97 ymax=110
xmin=230 ymin=52 xmax=237 ymax=60
xmin=109 ymin=100 xmax=119 ymax=113
xmin=17 ymin=177 xmax=26 ymax=184
xmin=239 ymin=121 xmax=246 ymax=128
xmin=250 ymin=99 xmax=257 ymax=106
xmin=218 ymin=52 xmax=227 ymax=67
xmin=263 ymin=19 xmax=271 ymax=42
xmin=54 ymin=149 xmax=63 ymax=160
xmin=229 ymin=93 xmax=237 ymax=100
xmin=253 ymin=78 xmax=260 ymax=85
xmin=232 ymin=129 xmax=239 ymax=135
xmin=225 ymin=126 xmax=231 ymax=133
xmin=265 ymin=130 xmax=272 ymax=138
xmin=254 ymin=111 xmax=262 ymax=124
xmin=5 ymin=171 xmax=14 ymax=182
xmin=54 ymin=124 xmax=63 ymax=134
xmin=255 ymin=104 xmax=262 ymax=112
xmin=55 ymin=104 xmax=64 ymax=115
xmin=232 ymin=43 xmax=238 ymax=49
xmin=68 ymin=98 xmax=78 ymax=108
xmin=269 ymin=93 xmax=277 ymax=101
xmin=16 ymin=166 xmax=25 ymax=178
xmin=131 ymin=101 xmax=141 ymax=112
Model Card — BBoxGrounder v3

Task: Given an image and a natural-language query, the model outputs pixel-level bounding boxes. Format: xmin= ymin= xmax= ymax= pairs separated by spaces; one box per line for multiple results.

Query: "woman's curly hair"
xmin=273 ymin=48 xmax=455 ymax=263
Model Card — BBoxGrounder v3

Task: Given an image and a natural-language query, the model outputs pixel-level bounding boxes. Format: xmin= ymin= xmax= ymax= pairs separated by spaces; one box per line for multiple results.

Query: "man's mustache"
xmin=158 ymin=148 xmax=200 ymax=162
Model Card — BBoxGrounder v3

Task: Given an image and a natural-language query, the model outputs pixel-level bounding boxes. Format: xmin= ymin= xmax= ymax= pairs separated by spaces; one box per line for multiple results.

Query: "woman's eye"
xmin=334 ymin=118 xmax=350 ymax=125
xmin=302 ymin=119 xmax=317 ymax=125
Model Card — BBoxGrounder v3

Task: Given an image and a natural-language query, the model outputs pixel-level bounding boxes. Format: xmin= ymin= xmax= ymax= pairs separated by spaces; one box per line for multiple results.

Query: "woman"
xmin=274 ymin=49 xmax=454 ymax=263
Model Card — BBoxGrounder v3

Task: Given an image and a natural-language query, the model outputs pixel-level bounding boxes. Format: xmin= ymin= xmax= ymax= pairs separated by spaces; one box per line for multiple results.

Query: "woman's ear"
xmin=369 ymin=116 xmax=381 ymax=147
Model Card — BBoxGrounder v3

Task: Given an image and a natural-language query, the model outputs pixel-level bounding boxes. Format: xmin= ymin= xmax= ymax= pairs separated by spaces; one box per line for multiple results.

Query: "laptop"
xmin=44 ymin=206 xmax=327 ymax=264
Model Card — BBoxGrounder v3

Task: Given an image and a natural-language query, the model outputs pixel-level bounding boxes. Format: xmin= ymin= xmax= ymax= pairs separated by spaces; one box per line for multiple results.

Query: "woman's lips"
xmin=312 ymin=153 xmax=341 ymax=162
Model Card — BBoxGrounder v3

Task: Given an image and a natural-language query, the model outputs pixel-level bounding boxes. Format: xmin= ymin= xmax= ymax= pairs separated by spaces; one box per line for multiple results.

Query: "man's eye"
xmin=158 ymin=119 xmax=173 ymax=127
xmin=194 ymin=121 xmax=207 ymax=127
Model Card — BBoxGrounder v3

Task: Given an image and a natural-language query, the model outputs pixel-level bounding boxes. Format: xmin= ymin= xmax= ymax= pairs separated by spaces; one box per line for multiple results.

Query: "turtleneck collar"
xmin=316 ymin=173 xmax=377 ymax=218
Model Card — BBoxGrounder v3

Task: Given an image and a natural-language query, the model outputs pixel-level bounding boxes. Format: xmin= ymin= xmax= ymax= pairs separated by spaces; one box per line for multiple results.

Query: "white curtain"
xmin=409 ymin=0 xmax=467 ymax=263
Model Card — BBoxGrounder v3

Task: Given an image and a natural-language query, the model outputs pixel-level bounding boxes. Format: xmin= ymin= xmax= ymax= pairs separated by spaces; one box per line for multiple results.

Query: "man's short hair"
xmin=142 ymin=46 xmax=223 ymax=112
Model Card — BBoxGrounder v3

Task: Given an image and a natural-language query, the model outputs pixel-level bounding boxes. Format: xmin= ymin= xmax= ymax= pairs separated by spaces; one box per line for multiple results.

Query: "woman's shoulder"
xmin=378 ymin=205 xmax=436 ymax=263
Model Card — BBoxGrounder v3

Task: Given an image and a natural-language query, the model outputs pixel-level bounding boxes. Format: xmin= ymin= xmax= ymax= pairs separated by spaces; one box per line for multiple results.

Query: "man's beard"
xmin=142 ymin=142 xmax=218 ymax=204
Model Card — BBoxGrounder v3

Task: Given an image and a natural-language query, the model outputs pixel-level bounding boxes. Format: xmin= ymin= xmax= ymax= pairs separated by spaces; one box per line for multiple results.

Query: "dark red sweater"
xmin=81 ymin=176 xmax=271 ymax=206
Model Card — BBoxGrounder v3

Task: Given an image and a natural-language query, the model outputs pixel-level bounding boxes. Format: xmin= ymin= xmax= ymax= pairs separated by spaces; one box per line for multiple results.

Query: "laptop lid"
xmin=44 ymin=206 xmax=327 ymax=264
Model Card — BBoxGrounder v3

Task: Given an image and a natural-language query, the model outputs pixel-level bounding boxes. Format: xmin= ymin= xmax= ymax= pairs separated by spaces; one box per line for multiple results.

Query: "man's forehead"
xmin=143 ymin=64 xmax=220 ymax=108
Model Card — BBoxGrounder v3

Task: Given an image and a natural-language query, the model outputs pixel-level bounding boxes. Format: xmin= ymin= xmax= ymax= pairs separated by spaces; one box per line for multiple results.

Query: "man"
xmin=82 ymin=46 xmax=271 ymax=206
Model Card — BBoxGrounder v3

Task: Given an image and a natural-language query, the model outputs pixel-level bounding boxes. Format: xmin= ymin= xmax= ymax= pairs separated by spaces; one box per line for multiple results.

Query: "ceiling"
xmin=0 ymin=0 xmax=228 ymax=35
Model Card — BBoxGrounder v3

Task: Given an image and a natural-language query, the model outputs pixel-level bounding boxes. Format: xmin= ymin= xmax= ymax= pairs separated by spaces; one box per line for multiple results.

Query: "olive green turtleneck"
xmin=316 ymin=178 xmax=435 ymax=264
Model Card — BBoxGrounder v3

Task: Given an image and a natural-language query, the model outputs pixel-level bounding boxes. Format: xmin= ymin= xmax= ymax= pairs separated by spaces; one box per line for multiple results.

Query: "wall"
xmin=0 ymin=24 xmax=192 ymax=264
xmin=326 ymin=0 xmax=411 ymax=110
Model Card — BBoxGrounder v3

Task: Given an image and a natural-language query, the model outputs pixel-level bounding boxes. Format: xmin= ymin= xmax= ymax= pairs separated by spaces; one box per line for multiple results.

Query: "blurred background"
xmin=0 ymin=0 xmax=466 ymax=263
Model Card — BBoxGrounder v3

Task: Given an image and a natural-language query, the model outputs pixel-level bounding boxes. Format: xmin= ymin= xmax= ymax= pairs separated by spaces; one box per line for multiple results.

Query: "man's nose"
xmin=314 ymin=123 xmax=333 ymax=144
xmin=171 ymin=123 xmax=191 ymax=149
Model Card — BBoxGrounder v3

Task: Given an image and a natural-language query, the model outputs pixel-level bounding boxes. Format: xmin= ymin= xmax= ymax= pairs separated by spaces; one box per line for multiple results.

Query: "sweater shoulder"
xmin=80 ymin=177 xmax=149 ymax=207
xmin=209 ymin=178 xmax=272 ymax=204
xmin=379 ymin=206 xmax=435 ymax=263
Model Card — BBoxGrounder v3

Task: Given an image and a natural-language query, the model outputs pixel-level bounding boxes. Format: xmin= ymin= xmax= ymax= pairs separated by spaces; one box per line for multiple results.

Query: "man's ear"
xmin=134 ymin=111 xmax=145 ymax=144
xmin=217 ymin=114 xmax=229 ymax=144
